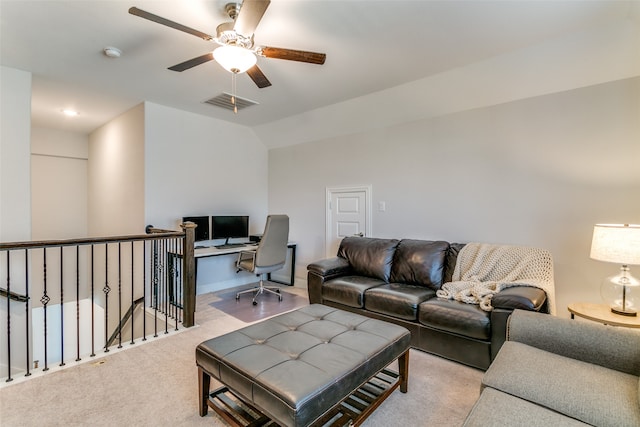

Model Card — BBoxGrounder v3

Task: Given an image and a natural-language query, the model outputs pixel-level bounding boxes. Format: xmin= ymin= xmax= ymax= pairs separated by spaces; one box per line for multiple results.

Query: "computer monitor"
xmin=211 ymin=215 xmax=249 ymax=245
xmin=182 ymin=216 xmax=210 ymax=242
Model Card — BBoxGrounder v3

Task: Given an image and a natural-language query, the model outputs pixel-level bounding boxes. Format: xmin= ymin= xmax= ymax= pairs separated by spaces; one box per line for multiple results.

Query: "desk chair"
xmin=236 ymin=215 xmax=289 ymax=305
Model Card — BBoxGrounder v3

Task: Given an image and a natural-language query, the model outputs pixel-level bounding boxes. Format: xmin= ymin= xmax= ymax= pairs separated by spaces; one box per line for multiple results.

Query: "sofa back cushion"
xmin=390 ymin=239 xmax=450 ymax=290
xmin=444 ymin=243 xmax=466 ymax=283
xmin=338 ymin=237 xmax=399 ymax=281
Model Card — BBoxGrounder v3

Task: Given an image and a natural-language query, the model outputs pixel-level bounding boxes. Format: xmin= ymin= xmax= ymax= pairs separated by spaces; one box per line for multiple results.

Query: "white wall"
xmin=268 ymin=77 xmax=640 ymax=316
xmin=31 ymin=127 xmax=88 ymax=239
xmin=0 ymin=66 xmax=32 ymax=242
xmin=88 ymin=104 xmax=145 ymax=236
xmin=143 ymin=102 xmax=268 ymax=231
xmin=143 ymin=102 xmax=269 ymax=291
xmin=255 ymin=18 xmax=640 ymax=149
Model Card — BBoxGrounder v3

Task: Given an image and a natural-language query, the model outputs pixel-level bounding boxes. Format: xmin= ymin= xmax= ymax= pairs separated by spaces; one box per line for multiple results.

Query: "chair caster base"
xmin=253 ymin=301 xmax=257 ymax=306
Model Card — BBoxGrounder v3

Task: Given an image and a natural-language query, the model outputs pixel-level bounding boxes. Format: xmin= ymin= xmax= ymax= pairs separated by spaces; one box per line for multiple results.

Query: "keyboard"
xmin=214 ymin=243 xmax=246 ymax=249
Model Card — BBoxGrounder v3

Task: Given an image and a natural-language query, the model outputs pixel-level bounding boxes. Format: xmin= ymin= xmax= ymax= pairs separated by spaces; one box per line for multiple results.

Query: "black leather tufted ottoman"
xmin=196 ymin=304 xmax=411 ymax=427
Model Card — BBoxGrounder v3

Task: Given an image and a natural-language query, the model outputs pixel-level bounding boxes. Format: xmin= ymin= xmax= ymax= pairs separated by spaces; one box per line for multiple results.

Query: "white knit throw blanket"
xmin=436 ymin=243 xmax=556 ymax=314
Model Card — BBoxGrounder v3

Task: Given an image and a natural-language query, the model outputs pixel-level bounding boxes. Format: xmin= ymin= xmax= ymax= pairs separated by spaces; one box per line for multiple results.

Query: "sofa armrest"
xmin=492 ymin=286 xmax=547 ymax=312
xmin=508 ymin=309 xmax=640 ymax=376
xmin=307 ymin=257 xmax=353 ymax=304
xmin=307 ymin=257 xmax=352 ymax=277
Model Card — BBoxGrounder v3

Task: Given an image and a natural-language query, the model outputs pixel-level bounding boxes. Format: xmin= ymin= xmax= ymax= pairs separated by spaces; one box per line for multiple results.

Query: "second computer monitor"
xmin=211 ymin=215 xmax=249 ymax=244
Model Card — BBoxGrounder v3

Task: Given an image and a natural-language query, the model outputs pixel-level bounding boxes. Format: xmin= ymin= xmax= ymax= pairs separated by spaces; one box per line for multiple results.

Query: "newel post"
xmin=181 ymin=221 xmax=197 ymax=327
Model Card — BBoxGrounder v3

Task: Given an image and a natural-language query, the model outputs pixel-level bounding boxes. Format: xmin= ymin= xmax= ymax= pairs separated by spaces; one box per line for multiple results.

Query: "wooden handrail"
xmin=106 ymin=297 xmax=145 ymax=348
xmin=0 ymin=229 xmax=184 ymax=251
xmin=0 ymin=287 xmax=28 ymax=303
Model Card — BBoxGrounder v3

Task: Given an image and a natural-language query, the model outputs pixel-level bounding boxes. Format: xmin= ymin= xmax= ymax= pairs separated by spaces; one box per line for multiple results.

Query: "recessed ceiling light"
xmin=62 ymin=109 xmax=79 ymax=117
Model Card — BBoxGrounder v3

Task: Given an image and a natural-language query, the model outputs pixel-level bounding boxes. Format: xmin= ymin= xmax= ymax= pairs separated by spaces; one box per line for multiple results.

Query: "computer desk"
xmin=170 ymin=242 xmax=297 ymax=288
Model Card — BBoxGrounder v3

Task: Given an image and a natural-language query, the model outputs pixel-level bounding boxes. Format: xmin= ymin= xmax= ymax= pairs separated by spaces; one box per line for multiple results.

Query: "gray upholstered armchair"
xmin=464 ymin=309 xmax=640 ymax=426
xmin=236 ymin=214 xmax=289 ymax=305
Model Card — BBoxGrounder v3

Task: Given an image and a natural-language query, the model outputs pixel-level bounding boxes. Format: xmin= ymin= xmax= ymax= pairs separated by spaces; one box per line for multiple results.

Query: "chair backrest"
xmin=255 ymin=215 xmax=289 ymax=268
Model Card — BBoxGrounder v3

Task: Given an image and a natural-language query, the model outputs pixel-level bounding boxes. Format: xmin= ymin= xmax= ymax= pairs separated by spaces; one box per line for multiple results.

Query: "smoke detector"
xmin=103 ymin=47 xmax=122 ymax=58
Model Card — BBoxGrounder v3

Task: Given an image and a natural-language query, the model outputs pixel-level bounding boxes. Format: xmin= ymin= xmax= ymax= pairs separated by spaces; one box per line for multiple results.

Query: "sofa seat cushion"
xmin=463 ymin=387 xmax=590 ymax=427
xmin=418 ymin=299 xmax=490 ymax=340
xmin=483 ymin=341 xmax=640 ymax=427
xmin=322 ymin=276 xmax=386 ymax=308
xmin=364 ymin=283 xmax=436 ymax=321
xmin=389 ymin=240 xmax=449 ymax=290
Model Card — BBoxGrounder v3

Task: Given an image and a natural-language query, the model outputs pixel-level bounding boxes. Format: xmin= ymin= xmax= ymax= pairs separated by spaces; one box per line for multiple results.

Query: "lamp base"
xmin=611 ymin=306 xmax=637 ymax=317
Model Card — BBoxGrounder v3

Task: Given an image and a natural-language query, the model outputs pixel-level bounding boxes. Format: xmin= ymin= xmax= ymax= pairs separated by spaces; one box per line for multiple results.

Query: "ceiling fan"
xmin=129 ymin=0 xmax=326 ymax=90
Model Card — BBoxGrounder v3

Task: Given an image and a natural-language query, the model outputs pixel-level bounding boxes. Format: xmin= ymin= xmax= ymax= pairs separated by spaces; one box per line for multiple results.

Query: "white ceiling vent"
xmin=203 ymin=93 xmax=259 ymax=111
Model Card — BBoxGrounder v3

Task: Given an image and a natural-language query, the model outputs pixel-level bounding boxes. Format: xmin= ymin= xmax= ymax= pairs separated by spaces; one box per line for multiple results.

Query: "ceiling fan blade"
xmin=246 ymin=65 xmax=272 ymax=88
xmin=168 ymin=53 xmax=214 ymax=72
xmin=233 ymin=0 xmax=271 ymax=36
xmin=129 ymin=7 xmax=213 ymax=41
xmin=259 ymin=47 xmax=326 ymax=65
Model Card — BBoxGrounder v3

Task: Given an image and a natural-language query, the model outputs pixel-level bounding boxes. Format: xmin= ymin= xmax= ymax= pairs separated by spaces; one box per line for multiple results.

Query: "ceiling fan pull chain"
xmin=231 ymin=72 xmax=238 ymax=114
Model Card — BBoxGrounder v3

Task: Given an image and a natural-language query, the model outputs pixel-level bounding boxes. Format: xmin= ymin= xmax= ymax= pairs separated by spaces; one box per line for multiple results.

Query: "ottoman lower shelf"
xmin=202 ymin=367 xmax=405 ymax=427
xmin=196 ymin=304 xmax=411 ymax=427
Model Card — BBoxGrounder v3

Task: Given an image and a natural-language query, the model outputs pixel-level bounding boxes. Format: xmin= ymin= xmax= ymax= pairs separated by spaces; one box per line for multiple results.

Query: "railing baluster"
xmin=42 ymin=248 xmax=49 ymax=372
xmin=153 ymin=241 xmax=158 ymax=338
xmin=104 ymin=244 xmax=110 ymax=353
xmin=173 ymin=237 xmax=179 ymax=330
xmin=142 ymin=242 xmax=147 ymax=342
xmin=60 ymin=247 xmax=65 ymax=367
xmin=76 ymin=246 xmax=81 ymax=362
xmin=163 ymin=239 xmax=168 ymax=335
xmin=130 ymin=241 xmax=135 ymax=345
xmin=177 ymin=237 xmax=183 ymax=326
xmin=25 ymin=248 xmax=31 ymax=377
xmin=5 ymin=251 xmax=12 ymax=382
xmin=117 ymin=242 xmax=122 ymax=349
xmin=90 ymin=245 xmax=95 ymax=357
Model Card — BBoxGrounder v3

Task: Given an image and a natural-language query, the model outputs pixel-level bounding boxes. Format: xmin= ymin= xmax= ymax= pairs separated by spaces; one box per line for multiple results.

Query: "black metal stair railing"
xmin=0 ymin=223 xmax=197 ymax=383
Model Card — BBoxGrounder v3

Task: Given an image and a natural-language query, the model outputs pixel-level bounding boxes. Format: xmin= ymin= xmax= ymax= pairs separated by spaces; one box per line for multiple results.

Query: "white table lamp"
xmin=590 ymin=224 xmax=640 ymax=316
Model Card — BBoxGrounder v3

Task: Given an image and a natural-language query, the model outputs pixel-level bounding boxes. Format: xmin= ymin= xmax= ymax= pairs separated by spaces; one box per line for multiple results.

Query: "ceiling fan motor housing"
xmin=216 ymin=21 xmax=253 ymax=48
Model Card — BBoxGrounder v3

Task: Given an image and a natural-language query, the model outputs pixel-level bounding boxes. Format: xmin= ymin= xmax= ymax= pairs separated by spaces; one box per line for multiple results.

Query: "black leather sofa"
xmin=307 ymin=237 xmax=549 ymax=370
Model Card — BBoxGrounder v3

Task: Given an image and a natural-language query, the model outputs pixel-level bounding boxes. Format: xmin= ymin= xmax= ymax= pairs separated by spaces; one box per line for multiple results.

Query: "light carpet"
xmin=0 ymin=286 xmax=483 ymax=426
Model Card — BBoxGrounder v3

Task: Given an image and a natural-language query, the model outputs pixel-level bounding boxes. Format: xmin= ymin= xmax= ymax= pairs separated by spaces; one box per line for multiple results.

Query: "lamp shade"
xmin=590 ymin=224 xmax=640 ymax=265
xmin=212 ymin=45 xmax=257 ymax=74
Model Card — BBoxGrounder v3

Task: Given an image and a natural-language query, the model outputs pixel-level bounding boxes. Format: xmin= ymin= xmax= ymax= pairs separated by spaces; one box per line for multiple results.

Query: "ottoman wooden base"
xmin=196 ymin=304 xmax=411 ymax=427
xmin=200 ymin=360 xmax=407 ymax=427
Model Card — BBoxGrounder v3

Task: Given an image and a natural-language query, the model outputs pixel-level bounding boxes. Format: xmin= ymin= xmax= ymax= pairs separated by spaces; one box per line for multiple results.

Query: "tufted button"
xmin=289 ymin=326 xmax=297 ymax=331
xmin=256 ymin=339 xmax=265 ymax=345
xmin=290 ymin=353 xmax=299 ymax=360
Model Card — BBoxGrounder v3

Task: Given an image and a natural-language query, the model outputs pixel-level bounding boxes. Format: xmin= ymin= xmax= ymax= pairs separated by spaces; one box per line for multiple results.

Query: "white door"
xmin=326 ymin=186 xmax=371 ymax=257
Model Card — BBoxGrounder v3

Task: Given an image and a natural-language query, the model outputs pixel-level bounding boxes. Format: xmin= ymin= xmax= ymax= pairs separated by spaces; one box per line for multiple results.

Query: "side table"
xmin=567 ymin=302 xmax=640 ymax=328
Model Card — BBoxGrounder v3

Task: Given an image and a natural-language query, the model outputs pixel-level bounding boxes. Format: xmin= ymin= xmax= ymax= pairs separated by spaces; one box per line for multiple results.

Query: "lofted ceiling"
xmin=1 ymin=0 xmax=639 ymax=147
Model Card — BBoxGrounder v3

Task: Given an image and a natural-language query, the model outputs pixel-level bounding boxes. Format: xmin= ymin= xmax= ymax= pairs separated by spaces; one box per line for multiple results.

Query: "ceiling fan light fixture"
xmin=212 ymin=45 xmax=256 ymax=74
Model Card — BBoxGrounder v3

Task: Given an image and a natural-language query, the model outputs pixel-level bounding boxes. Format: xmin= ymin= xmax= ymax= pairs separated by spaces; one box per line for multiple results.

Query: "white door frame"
xmin=325 ymin=185 xmax=372 ymax=258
